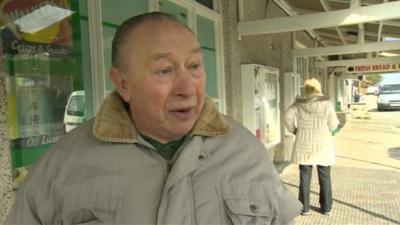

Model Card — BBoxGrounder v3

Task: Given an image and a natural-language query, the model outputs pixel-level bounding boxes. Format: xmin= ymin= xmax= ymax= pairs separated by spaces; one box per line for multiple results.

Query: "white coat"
xmin=285 ymin=94 xmax=339 ymax=166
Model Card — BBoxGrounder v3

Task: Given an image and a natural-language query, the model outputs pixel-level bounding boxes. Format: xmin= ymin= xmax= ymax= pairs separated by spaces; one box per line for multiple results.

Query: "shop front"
xmin=1 ymin=0 xmax=225 ymax=188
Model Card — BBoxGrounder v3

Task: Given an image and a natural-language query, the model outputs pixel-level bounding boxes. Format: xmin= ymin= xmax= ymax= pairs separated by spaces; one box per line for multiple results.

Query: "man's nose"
xmin=173 ymin=68 xmax=197 ymax=96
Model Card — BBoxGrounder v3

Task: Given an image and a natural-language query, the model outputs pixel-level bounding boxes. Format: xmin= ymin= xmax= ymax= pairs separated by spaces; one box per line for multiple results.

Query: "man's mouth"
xmin=170 ymin=107 xmax=193 ymax=119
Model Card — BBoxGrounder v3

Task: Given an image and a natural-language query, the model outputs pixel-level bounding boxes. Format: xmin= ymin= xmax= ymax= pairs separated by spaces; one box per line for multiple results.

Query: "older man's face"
xmin=116 ymin=20 xmax=206 ymax=143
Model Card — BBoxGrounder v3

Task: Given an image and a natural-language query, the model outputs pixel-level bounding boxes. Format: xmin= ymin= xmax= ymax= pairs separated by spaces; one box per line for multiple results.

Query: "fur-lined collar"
xmin=295 ymin=94 xmax=329 ymax=104
xmin=92 ymin=91 xmax=230 ymax=143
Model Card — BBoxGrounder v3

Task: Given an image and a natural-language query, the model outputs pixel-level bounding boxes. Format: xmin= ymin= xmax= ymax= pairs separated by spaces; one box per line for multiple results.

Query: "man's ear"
xmin=109 ymin=67 xmax=130 ymax=102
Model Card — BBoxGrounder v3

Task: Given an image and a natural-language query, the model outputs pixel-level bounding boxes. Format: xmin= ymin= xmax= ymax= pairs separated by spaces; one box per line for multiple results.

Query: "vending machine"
xmin=241 ymin=64 xmax=281 ymax=149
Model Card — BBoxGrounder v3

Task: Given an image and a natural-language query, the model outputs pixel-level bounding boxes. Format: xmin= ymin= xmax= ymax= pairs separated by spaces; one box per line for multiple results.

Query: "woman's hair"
xmin=304 ymin=78 xmax=322 ymax=95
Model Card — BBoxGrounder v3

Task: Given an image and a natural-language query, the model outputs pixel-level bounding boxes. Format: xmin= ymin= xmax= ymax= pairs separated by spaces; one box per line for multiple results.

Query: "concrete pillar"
xmin=220 ymin=1 xmax=242 ymax=122
xmin=0 ymin=75 xmax=13 ymax=224
xmin=328 ymin=73 xmax=336 ymax=105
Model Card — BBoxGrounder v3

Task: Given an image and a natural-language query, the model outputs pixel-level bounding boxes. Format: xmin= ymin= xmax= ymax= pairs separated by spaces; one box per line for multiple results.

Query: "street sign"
xmin=346 ymin=63 xmax=400 ymax=74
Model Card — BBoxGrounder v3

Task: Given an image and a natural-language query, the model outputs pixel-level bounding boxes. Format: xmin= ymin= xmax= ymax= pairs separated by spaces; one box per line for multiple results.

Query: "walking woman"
xmin=285 ymin=78 xmax=339 ymax=216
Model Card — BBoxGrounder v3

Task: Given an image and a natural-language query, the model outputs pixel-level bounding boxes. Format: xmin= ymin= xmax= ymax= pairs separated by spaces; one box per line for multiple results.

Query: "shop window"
xmin=295 ymin=57 xmax=308 ymax=96
xmin=159 ymin=0 xmax=188 ymax=25
xmin=195 ymin=9 xmax=225 ymax=112
xmin=158 ymin=0 xmax=225 ymax=112
xmin=101 ymin=0 xmax=148 ymax=95
xmin=196 ymin=0 xmax=213 ymax=9
xmin=316 ymin=67 xmax=326 ymax=94
xmin=196 ymin=14 xmax=217 ymax=98
xmin=1 ymin=0 xmax=91 ymax=188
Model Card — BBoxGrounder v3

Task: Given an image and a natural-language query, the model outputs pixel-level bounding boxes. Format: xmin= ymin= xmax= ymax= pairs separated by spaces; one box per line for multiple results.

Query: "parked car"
xmin=366 ymin=86 xmax=379 ymax=95
xmin=377 ymin=83 xmax=400 ymax=111
xmin=64 ymin=91 xmax=86 ymax=132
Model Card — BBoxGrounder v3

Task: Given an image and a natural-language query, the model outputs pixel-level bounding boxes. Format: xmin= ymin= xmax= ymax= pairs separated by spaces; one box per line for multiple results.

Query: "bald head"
xmin=108 ymin=12 xmax=206 ymax=143
xmin=111 ymin=12 xmax=194 ymax=71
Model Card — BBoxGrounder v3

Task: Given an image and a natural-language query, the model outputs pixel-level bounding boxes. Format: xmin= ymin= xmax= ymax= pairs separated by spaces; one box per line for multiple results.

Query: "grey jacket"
xmin=6 ymin=92 xmax=301 ymax=225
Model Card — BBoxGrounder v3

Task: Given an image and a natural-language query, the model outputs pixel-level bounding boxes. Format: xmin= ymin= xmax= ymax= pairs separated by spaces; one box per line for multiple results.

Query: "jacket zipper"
xmin=167 ymin=160 xmax=173 ymax=173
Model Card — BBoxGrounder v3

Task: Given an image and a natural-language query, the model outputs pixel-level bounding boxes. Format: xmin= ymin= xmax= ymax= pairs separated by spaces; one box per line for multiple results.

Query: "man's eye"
xmin=190 ymin=63 xmax=201 ymax=70
xmin=158 ymin=67 xmax=173 ymax=75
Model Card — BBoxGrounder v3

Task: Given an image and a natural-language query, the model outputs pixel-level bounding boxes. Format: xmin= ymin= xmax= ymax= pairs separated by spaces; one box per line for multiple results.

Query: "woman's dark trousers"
xmin=299 ymin=165 xmax=332 ymax=213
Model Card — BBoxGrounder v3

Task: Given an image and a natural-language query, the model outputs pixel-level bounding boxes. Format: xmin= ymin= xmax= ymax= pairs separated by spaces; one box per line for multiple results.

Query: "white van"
xmin=64 ymin=91 xmax=86 ymax=132
xmin=377 ymin=83 xmax=400 ymax=111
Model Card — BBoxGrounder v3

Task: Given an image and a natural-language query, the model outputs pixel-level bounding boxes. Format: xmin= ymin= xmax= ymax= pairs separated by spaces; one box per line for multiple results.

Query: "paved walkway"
xmin=281 ymin=108 xmax=400 ymax=225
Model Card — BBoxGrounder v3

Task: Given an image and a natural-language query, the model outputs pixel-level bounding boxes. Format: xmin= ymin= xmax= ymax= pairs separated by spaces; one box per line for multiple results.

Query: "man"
xmin=6 ymin=12 xmax=301 ymax=225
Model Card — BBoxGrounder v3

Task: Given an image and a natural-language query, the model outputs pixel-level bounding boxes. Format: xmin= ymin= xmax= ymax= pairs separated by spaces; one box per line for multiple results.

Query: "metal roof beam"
xmin=238 ymin=1 xmax=400 ymax=36
xmin=371 ymin=20 xmax=400 ymax=27
xmin=322 ymin=27 xmax=400 ymax=39
xmin=272 ymin=0 xmax=319 ymax=42
xmin=377 ymin=0 xmax=389 ymax=56
xmin=292 ymin=41 xmax=400 ymax=57
xmin=350 ymin=0 xmax=364 ymax=44
xmin=315 ymin=56 xmax=400 ymax=67
xmin=320 ymin=0 xmax=348 ymax=45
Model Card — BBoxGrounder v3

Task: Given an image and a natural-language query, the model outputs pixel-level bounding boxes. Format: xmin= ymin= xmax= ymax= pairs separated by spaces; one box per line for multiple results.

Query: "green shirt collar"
xmin=141 ymin=134 xmax=187 ymax=160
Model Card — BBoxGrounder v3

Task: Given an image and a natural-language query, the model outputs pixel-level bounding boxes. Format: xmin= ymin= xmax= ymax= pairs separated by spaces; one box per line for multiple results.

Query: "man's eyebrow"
xmin=191 ymin=47 xmax=202 ymax=54
xmin=153 ymin=53 xmax=171 ymax=60
xmin=152 ymin=47 xmax=202 ymax=60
